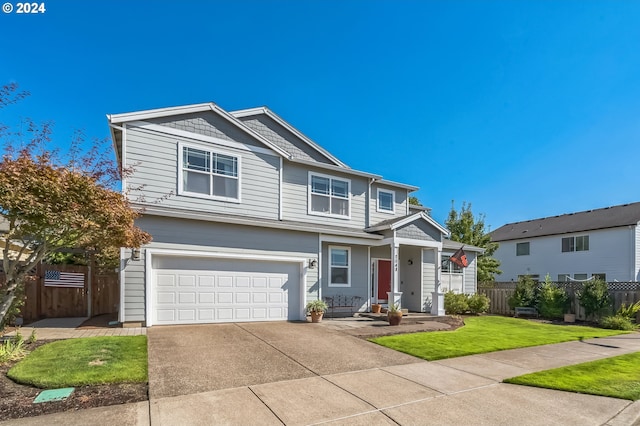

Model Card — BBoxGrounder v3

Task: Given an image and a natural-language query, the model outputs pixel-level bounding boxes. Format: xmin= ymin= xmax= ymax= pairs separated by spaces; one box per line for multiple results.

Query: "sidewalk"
xmin=2 ymin=326 xmax=639 ymax=425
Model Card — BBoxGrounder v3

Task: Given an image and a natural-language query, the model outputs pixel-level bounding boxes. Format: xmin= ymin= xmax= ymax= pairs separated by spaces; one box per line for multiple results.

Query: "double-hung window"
xmin=180 ymin=144 xmax=240 ymax=202
xmin=329 ymin=246 xmax=350 ymax=287
xmin=309 ymin=173 xmax=350 ymax=218
xmin=442 ymin=255 xmax=463 ymax=274
xmin=377 ymin=189 xmax=395 ymax=213
xmin=562 ymin=235 xmax=589 ymax=252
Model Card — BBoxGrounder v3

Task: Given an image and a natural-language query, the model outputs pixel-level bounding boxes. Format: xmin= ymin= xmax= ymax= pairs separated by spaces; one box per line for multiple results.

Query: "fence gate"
xmin=19 ymin=263 xmax=119 ymax=321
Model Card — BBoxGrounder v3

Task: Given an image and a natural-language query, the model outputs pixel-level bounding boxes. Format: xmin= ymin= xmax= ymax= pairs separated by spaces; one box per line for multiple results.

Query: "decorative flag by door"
xmin=44 ymin=270 xmax=85 ymax=288
xmin=449 ymin=247 xmax=468 ymax=268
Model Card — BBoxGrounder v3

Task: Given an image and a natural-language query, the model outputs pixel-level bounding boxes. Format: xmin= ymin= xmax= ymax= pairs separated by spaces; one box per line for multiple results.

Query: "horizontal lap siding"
xmin=422 ymin=249 xmax=436 ymax=311
xmin=369 ymin=184 xmax=408 ymax=226
xmin=122 ymin=216 xmax=320 ymax=323
xmin=282 ymin=163 xmax=366 ymax=228
xmin=494 ymin=227 xmax=636 ymax=282
xmin=126 ymin=126 xmax=280 ymax=219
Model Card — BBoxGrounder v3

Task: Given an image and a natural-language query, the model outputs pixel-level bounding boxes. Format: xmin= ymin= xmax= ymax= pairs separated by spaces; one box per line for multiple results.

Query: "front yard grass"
xmin=370 ymin=316 xmax=626 ymax=361
xmin=504 ymin=352 xmax=640 ymax=400
xmin=7 ymin=336 xmax=147 ymax=388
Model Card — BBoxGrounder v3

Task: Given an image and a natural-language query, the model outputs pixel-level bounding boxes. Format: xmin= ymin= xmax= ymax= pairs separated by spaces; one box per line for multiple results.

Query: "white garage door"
xmin=152 ymin=256 xmax=301 ymax=325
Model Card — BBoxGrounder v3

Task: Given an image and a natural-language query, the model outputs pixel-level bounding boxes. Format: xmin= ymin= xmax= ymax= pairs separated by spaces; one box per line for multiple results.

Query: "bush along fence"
xmin=478 ymin=280 xmax=640 ymax=322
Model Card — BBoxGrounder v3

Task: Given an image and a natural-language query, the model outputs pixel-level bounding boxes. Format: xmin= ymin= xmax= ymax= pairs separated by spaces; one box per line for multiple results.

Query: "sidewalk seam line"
xmin=247 ymin=386 xmax=286 ymax=426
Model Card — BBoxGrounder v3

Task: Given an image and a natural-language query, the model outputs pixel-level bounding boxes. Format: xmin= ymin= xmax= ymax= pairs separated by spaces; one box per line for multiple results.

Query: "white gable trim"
xmin=231 ymin=107 xmax=349 ymax=168
xmin=129 ymin=121 xmax=280 ymax=158
xmin=366 ymin=212 xmax=450 ymax=236
xmin=108 ymin=103 xmax=292 ymax=159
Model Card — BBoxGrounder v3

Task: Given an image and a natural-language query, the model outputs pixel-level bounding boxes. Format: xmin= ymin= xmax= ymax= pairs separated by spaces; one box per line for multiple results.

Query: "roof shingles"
xmin=491 ymin=202 xmax=640 ymax=242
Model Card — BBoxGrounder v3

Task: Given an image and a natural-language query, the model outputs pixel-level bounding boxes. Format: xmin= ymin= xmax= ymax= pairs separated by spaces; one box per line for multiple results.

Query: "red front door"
xmin=377 ymin=260 xmax=392 ymax=300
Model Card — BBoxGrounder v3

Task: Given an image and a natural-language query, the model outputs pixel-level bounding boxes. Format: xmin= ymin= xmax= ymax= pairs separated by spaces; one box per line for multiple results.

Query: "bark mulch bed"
xmin=0 ymin=338 xmax=148 ymax=421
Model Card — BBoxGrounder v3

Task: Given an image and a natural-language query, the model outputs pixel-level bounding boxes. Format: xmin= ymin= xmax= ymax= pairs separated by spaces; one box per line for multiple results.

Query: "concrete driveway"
xmin=147 ymin=321 xmax=422 ymax=399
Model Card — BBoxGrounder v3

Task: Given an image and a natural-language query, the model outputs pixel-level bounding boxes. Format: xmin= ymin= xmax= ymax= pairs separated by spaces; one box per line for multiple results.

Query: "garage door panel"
xmin=152 ymin=257 xmax=300 ymax=325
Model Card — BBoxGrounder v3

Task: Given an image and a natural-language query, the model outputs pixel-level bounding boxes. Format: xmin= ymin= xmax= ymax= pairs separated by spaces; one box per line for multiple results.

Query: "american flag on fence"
xmin=44 ymin=270 xmax=85 ymax=288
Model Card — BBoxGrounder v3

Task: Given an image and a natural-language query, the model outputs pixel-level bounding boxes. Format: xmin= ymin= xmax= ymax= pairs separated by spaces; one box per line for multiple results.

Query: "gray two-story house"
xmin=108 ymin=103 xmax=482 ymax=326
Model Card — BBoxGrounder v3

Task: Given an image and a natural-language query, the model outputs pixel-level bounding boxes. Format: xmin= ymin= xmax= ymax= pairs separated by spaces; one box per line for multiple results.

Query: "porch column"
xmin=387 ymin=242 xmax=403 ymax=308
xmin=431 ymin=247 xmax=445 ymax=316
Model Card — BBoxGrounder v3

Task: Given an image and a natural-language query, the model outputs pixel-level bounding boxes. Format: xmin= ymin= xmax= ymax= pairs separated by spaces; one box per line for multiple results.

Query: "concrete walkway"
xmin=2 ymin=323 xmax=640 ymax=425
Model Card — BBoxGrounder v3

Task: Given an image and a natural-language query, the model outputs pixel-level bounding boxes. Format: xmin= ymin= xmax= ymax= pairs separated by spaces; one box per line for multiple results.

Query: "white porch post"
xmin=431 ymin=247 xmax=445 ymax=316
xmin=387 ymin=241 xmax=403 ymax=308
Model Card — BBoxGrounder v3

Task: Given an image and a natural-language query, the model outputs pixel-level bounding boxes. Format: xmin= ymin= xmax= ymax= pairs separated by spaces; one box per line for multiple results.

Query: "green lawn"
xmin=504 ymin=352 xmax=640 ymax=400
xmin=8 ymin=336 xmax=147 ymax=388
xmin=370 ymin=316 xmax=626 ymax=361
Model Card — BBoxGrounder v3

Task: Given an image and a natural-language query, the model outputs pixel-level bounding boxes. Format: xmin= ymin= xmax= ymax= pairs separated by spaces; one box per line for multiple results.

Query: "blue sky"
xmin=2 ymin=0 xmax=639 ymax=230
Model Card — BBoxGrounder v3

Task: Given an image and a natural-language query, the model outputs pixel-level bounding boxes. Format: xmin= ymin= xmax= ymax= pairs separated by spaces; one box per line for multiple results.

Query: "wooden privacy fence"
xmin=478 ymin=281 xmax=640 ymax=321
xmin=2 ymin=263 xmax=119 ymax=322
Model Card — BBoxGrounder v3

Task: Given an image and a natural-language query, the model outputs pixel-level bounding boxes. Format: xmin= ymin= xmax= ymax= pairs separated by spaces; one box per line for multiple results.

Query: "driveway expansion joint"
xmin=234 ymin=323 xmax=321 ymax=376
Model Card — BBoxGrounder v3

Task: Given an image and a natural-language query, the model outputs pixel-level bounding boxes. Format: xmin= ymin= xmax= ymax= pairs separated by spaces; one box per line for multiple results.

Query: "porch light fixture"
xmin=131 ymin=248 xmax=141 ymax=261
xmin=309 ymin=259 xmax=318 ymax=269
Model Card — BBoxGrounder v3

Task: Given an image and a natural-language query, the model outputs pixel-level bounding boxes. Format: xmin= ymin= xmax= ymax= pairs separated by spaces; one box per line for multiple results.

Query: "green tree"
xmin=409 ymin=195 xmax=422 ymax=206
xmin=445 ymin=201 xmax=501 ymax=282
xmin=0 ymin=84 xmax=151 ymax=326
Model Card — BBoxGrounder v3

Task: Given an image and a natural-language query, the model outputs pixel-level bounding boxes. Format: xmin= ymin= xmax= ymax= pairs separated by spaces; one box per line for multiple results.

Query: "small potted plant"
xmin=387 ymin=303 xmax=403 ymax=326
xmin=306 ymin=299 xmax=329 ymax=323
xmin=371 ymin=303 xmax=382 ymax=313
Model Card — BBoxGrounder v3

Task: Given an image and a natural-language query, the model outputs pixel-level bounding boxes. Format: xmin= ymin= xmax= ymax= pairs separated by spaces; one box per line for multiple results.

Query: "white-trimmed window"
xmin=179 ymin=143 xmax=240 ymax=202
xmin=562 ymin=235 xmax=589 ymax=252
xmin=309 ymin=172 xmax=350 ymax=218
xmin=442 ymin=255 xmax=463 ymax=274
xmin=377 ymin=189 xmax=395 ymax=213
xmin=558 ymin=274 xmax=570 ymax=282
xmin=329 ymin=246 xmax=350 ymax=287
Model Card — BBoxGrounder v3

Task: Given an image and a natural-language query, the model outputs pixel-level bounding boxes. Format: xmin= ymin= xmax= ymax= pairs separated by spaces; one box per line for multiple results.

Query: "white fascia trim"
xmin=365 ymin=212 xmax=424 ymax=232
xmin=293 ymin=157 xmax=382 ymax=180
xmin=319 ymin=234 xmax=384 ymax=245
xmin=129 ymin=120 xmax=280 ymax=158
xmin=377 ymin=178 xmax=419 ymax=192
xmin=109 ymin=103 xmax=292 ymax=159
xmin=395 ymin=238 xmax=443 ymax=249
xmin=144 ymin=248 xmax=308 ymax=327
xmin=138 ymin=205 xmax=382 ymax=240
xmin=108 ymin=103 xmax=215 ymax=124
xmin=369 ymin=237 xmax=443 ymax=249
xmin=108 ymin=123 xmax=122 ymax=168
xmin=231 ymin=107 xmax=349 ymax=168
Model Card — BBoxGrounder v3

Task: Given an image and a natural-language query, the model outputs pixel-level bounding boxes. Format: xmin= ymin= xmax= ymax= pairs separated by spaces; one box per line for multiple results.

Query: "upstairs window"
xmin=309 ymin=173 xmax=350 ymax=218
xmin=516 ymin=242 xmax=530 ymax=256
xmin=377 ymin=189 xmax=395 ymax=213
xmin=562 ymin=235 xmax=589 ymax=252
xmin=180 ymin=144 xmax=240 ymax=202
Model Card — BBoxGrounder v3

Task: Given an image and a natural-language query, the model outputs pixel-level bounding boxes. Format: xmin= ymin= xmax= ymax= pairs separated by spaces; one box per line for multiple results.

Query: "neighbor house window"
xmin=562 ymin=235 xmax=589 ymax=252
xmin=558 ymin=274 xmax=570 ymax=282
xmin=442 ymin=255 xmax=463 ymax=274
xmin=516 ymin=242 xmax=530 ymax=256
xmin=574 ymin=273 xmax=588 ymax=280
xmin=329 ymin=246 xmax=350 ymax=287
xmin=518 ymin=274 xmax=540 ymax=282
xmin=180 ymin=144 xmax=240 ymax=201
xmin=377 ymin=189 xmax=395 ymax=213
xmin=309 ymin=173 xmax=350 ymax=218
